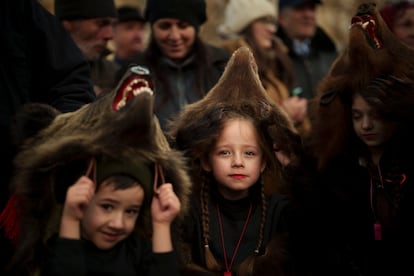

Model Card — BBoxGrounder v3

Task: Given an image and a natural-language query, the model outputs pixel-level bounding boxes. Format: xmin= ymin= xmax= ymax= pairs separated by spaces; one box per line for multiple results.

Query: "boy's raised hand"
xmin=60 ymin=176 xmax=95 ymax=239
xmin=151 ymin=183 xmax=181 ymax=226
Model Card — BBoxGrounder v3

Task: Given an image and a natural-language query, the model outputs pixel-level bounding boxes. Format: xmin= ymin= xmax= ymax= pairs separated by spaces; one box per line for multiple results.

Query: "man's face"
xmin=279 ymin=2 xmax=318 ymax=41
xmin=113 ymin=20 xmax=147 ymax=58
xmin=64 ymin=17 xmax=116 ymax=60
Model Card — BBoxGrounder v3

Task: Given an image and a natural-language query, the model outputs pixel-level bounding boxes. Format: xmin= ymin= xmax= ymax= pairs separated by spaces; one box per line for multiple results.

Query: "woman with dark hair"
xmin=218 ymin=0 xmax=311 ymax=138
xmin=118 ymin=0 xmax=230 ymax=132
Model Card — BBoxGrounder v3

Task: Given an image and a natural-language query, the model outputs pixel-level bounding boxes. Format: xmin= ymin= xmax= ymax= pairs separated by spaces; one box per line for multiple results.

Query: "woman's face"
xmin=201 ymin=117 xmax=266 ymax=200
xmin=352 ymin=94 xmax=397 ymax=149
xmin=392 ymin=7 xmax=414 ymax=48
xmin=250 ymin=16 xmax=277 ymax=49
xmin=152 ymin=18 xmax=196 ymax=61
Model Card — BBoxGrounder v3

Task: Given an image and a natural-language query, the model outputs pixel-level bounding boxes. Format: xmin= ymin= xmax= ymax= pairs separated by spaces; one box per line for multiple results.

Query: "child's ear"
xmin=200 ymin=157 xmax=212 ymax=172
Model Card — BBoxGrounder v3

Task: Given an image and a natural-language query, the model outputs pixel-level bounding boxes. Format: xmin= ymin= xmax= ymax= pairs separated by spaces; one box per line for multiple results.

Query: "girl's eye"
xmin=352 ymin=112 xmax=361 ymax=120
xmin=101 ymin=204 xmax=113 ymax=211
xmin=245 ymin=151 xmax=255 ymax=156
xmin=218 ymin=150 xmax=230 ymax=156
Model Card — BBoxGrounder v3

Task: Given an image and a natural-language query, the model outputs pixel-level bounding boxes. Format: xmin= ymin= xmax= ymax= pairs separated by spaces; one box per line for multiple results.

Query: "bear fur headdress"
xmin=310 ymin=2 xmax=414 ymax=171
xmin=166 ymin=46 xmax=301 ymax=275
xmin=2 ymin=66 xmax=192 ymax=272
xmin=167 ymin=46 xmax=301 ymax=194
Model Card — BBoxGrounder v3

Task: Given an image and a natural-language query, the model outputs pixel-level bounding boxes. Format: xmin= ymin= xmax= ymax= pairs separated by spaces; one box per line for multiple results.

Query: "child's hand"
xmin=151 ymin=183 xmax=181 ymax=225
xmin=62 ymin=176 xmax=95 ymax=222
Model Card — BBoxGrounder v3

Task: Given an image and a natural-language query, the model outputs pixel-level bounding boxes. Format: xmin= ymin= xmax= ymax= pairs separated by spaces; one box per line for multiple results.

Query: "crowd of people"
xmin=1 ymin=0 xmax=414 ymax=275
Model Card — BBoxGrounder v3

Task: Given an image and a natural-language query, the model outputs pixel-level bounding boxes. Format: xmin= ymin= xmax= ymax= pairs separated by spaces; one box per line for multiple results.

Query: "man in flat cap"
xmin=111 ymin=5 xmax=148 ymax=68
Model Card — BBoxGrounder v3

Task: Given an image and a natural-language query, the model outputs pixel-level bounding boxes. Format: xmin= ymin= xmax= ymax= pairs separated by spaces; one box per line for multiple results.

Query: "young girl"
xmin=167 ymin=47 xmax=303 ymax=275
xmin=43 ymin=156 xmax=181 ymax=276
xmin=311 ymin=75 xmax=414 ymax=274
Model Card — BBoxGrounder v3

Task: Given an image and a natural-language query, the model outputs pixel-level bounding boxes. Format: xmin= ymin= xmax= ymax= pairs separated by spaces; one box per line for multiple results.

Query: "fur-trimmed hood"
xmin=6 ymin=66 xmax=192 ymax=271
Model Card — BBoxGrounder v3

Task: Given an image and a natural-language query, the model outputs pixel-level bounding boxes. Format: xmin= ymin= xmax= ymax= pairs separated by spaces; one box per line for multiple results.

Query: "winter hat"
xmin=54 ymin=0 xmax=117 ymax=20
xmin=96 ymin=157 xmax=152 ymax=191
xmin=279 ymin=0 xmax=322 ymax=10
xmin=218 ymin=0 xmax=277 ymax=38
xmin=117 ymin=5 xmax=146 ymax=23
xmin=145 ymin=0 xmax=206 ymax=29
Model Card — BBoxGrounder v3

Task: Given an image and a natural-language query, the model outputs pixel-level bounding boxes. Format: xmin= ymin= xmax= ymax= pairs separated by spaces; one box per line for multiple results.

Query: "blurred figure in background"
xmin=54 ymin=0 xmax=119 ymax=96
xmin=119 ymin=0 xmax=230 ymax=132
xmin=277 ymin=0 xmax=338 ymax=100
xmin=0 ymin=0 xmax=95 ymax=273
xmin=111 ymin=5 xmax=148 ymax=67
xmin=218 ymin=0 xmax=311 ymax=138
xmin=381 ymin=0 xmax=414 ymax=48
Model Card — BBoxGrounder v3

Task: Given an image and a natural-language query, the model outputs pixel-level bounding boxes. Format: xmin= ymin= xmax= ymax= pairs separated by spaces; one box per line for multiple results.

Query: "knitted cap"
xmin=218 ymin=0 xmax=277 ymax=37
xmin=279 ymin=0 xmax=321 ymax=10
xmin=96 ymin=156 xmax=153 ymax=206
xmin=117 ymin=5 xmax=146 ymax=23
xmin=54 ymin=0 xmax=117 ymax=20
xmin=145 ymin=0 xmax=206 ymax=28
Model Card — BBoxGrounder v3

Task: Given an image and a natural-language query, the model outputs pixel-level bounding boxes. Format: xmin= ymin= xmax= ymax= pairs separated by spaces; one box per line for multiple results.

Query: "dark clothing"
xmin=90 ymin=57 xmax=119 ymax=96
xmin=0 ymin=0 xmax=95 ymax=272
xmin=118 ymin=44 xmax=230 ymax=131
xmin=276 ymin=26 xmax=338 ymax=100
xmin=317 ymin=148 xmax=414 ymax=275
xmin=43 ymin=235 xmax=179 ymax=276
xmin=177 ymin=186 xmax=291 ymax=275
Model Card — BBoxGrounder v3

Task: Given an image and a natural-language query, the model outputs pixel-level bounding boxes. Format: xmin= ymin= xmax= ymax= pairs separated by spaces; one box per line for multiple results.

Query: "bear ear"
xmin=12 ymin=103 xmax=60 ymax=147
xmin=201 ymin=46 xmax=273 ymax=105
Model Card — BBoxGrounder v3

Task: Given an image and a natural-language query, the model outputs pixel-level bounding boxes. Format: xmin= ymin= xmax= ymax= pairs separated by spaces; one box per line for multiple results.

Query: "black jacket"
xmin=0 ymin=0 xmax=95 ymax=272
xmin=276 ymin=26 xmax=338 ymax=100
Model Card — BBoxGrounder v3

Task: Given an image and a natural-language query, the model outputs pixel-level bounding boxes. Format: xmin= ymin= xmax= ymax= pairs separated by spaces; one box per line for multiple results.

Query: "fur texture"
xmin=167 ymin=46 xmax=301 ymax=194
xmin=167 ymin=46 xmax=300 ymax=275
xmin=310 ymin=2 xmax=414 ymax=171
xmin=8 ymin=66 xmax=192 ymax=273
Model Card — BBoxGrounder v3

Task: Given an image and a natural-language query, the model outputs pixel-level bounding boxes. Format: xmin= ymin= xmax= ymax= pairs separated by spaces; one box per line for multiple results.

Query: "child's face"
xmin=352 ymin=94 xmax=397 ymax=149
xmin=81 ymin=182 xmax=144 ymax=250
xmin=202 ymin=118 xmax=266 ymax=200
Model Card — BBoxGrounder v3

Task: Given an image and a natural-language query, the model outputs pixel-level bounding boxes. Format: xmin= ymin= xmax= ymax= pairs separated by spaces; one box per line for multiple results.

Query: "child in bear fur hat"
xmin=167 ymin=46 xmax=305 ymax=276
xmin=1 ymin=66 xmax=191 ymax=275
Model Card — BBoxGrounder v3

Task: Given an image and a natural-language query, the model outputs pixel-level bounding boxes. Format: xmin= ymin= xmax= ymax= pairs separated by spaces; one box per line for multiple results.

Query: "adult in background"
xmin=219 ymin=0 xmax=311 ymax=138
xmin=381 ymin=1 xmax=414 ymax=48
xmin=0 ymin=0 xmax=95 ymax=273
xmin=111 ymin=5 xmax=148 ymax=68
xmin=277 ymin=0 xmax=338 ymax=100
xmin=118 ymin=0 xmax=231 ymax=132
xmin=54 ymin=0 xmax=119 ymax=96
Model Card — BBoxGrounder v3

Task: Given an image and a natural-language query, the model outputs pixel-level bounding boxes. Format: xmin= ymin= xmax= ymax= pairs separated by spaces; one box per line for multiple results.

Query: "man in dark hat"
xmin=54 ymin=0 xmax=119 ymax=96
xmin=112 ymin=5 xmax=148 ymax=67
xmin=276 ymin=0 xmax=338 ymax=100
